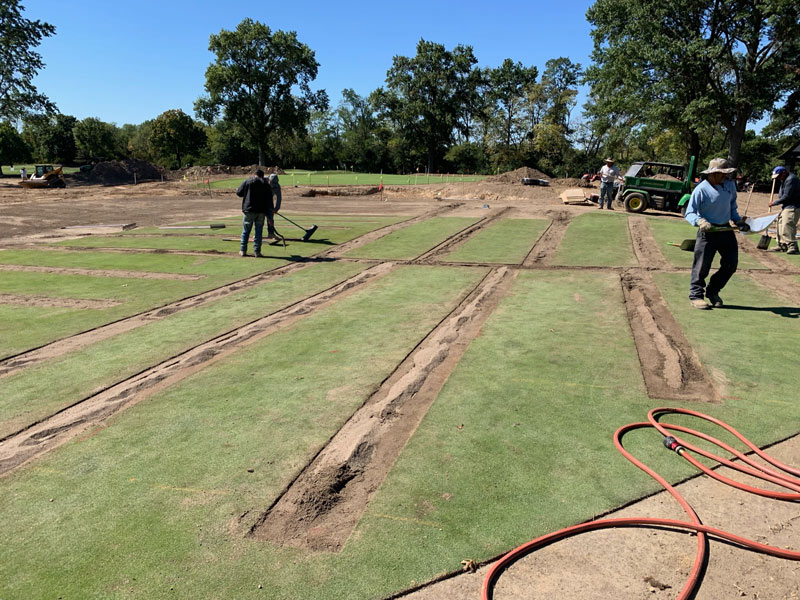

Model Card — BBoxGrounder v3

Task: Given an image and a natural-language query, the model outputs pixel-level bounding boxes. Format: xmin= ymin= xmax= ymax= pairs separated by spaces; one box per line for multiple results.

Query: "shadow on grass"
xmin=721 ymin=305 xmax=800 ymax=318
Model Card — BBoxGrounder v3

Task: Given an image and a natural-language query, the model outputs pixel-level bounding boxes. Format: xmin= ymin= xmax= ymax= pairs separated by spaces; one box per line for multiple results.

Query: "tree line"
xmin=1 ymin=1 xmax=798 ymax=180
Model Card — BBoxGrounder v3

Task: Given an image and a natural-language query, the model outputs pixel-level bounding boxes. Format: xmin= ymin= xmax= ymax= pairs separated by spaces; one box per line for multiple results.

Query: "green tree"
xmin=22 ymin=113 xmax=77 ymax=163
xmin=73 ymin=117 xmax=117 ymax=162
xmin=586 ymin=0 xmax=800 ymax=165
xmin=381 ymin=39 xmax=478 ymax=173
xmin=195 ymin=18 xmax=327 ymax=166
xmin=149 ymin=109 xmax=207 ymax=168
xmin=488 ymin=59 xmax=538 ymax=148
xmin=0 ymin=1 xmax=56 ymax=120
xmin=0 ymin=121 xmax=30 ymax=171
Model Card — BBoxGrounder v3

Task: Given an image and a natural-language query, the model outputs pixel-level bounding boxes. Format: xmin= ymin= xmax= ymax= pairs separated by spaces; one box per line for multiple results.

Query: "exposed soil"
xmin=484 ymin=166 xmax=551 ymax=184
xmin=521 ymin=210 xmax=573 ymax=266
xmin=0 ymin=264 xmax=204 ymax=280
xmin=627 ymin=216 xmax=671 ymax=271
xmin=620 ymin=271 xmax=718 ymax=402
xmin=0 ymin=293 xmax=120 ymax=309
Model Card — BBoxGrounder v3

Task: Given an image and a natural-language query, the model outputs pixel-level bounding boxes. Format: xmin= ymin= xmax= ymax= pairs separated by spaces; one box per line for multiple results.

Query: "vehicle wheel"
xmin=624 ymin=192 xmax=647 ymax=213
xmin=51 ymin=179 xmax=66 ymax=188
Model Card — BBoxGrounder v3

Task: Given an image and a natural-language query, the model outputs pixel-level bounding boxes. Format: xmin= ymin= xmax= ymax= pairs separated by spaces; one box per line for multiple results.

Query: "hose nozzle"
xmin=663 ymin=436 xmax=684 ymax=453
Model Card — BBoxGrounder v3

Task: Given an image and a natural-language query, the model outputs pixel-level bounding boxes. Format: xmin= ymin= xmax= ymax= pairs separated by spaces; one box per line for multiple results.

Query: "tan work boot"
xmin=690 ymin=298 xmax=710 ymax=310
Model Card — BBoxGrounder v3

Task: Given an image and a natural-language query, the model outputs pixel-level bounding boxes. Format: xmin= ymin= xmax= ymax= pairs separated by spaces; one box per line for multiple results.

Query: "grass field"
xmin=209 ymin=169 xmax=485 ymax=189
xmin=1 ymin=208 xmax=797 ymax=599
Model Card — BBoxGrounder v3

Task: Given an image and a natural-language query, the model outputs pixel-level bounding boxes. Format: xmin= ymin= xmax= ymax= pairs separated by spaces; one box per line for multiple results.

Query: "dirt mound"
xmin=174 ymin=165 xmax=286 ymax=179
xmin=551 ymin=178 xmax=589 ymax=187
xmin=70 ymin=159 xmax=164 ymax=186
xmin=300 ymin=186 xmax=379 ymax=197
xmin=484 ymin=167 xmax=551 ymax=184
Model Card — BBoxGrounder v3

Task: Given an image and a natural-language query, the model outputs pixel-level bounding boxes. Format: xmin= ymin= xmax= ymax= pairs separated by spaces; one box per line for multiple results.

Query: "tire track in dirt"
xmin=413 ymin=207 xmax=512 ymax=261
xmin=0 ymin=264 xmax=205 ymax=280
xmin=620 ymin=270 xmax=718 ymax=402
xmin=249 ymin=266 xmax=516 ymax=552
xmin=0 ymin=263 xmax=396 ymax=477
xmin=627 ymin=216 xmax=670 ymax=270
xmin=0 ymin=260 xmax=322 ymax=377
xmin=521 ymin=210 xmax=572 ymax=267
xmin=0 ymin=294 xmax=121 ymax=309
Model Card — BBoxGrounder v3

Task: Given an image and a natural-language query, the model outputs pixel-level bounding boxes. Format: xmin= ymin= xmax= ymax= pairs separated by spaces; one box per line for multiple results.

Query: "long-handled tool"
xmin=670 ymin=226 xmax=735 ymax=252
xmin=757 ymin=179 xmax=776 ymax=250
xmin=276 ymin=213 xmax=318 ymax=241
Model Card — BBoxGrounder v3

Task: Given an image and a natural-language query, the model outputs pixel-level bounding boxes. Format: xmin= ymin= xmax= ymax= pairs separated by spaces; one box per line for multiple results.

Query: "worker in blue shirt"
xmin=683 ymin=158 xmax=750 ymax=310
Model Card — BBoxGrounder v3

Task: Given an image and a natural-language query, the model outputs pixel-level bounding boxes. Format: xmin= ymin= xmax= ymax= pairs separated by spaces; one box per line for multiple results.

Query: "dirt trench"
xmin=0 ymin=264 xmax=205 ymax=280
xmin=521 ymin=210 xmax=572 ymax=266
xmin=413 ymin=207 xmax=512 ymax=261
xmin=250 ymin=267 xmax=516 ymax=551
xmin=627 ymin=216 xmax=671 ymax=270
xmin=0 ymin=263 xmax=396 ymax=476
xmin=620 ymin=270 xmax=717 ymax=402
xmin=0 ymin=294 xmax=121 ymax=309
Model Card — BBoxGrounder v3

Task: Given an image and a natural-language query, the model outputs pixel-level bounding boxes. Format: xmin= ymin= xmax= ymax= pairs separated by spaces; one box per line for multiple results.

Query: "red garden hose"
xmin=481 ymin=408 xmax=800 ymax=600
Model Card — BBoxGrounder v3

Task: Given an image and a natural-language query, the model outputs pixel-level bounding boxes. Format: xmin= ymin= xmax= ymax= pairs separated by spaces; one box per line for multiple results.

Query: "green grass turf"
xmin=439 ymin=218 xmax=550 ymax=263
xmin=0 ymin=260 xmax=281 ymax=358
xmin=344 ymin=217 xmax=479 ymax=260
xmin=550 ymin=212 xmax=638 ymax=266
xmin=54 ymin=216 xmax=389 ymax=253
xmin=647 ymin=218 xmax=767 ymax=270
xmin=0 ymin=265 xmax=486 ymax=600
xmin=743 ymin=234 xmax=800 ymax=267
xmin=123 ymin=215 xmax=405 ymax=236
xmin=209 ymin=170 xmax=485 ymax=189
xmin=0 ymin=261 xmax=368 ymax=438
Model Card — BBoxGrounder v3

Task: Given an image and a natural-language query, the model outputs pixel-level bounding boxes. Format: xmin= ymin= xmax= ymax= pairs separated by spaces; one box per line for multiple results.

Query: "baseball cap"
xmin=772 ymin=166 xmax=788 ymax=179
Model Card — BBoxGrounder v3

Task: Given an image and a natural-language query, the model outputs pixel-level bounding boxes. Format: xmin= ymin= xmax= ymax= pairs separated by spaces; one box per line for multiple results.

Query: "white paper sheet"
xmin=744 ymin=213 xmax=779 ymax=234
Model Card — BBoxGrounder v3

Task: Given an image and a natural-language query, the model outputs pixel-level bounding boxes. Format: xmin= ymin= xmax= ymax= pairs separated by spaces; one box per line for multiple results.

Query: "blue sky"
xmin=23 ymin=0 xmax=597 ymax=126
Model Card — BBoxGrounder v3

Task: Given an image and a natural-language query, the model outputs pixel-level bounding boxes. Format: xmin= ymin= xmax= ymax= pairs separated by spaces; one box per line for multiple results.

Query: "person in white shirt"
xmin=598 ymin=157 xmax=622 ymax=209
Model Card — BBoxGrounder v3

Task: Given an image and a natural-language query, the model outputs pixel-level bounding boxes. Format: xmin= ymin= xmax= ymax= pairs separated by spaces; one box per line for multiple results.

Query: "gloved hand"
xmin=697 ymin=218 xmax=713 ymax=232
xmin=735 ymin=220 xmax=750 ymax=232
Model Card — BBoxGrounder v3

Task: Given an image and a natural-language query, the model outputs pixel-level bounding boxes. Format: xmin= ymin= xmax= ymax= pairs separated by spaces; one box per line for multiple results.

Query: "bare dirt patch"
xmin=0 ymin=294 xmax=121 ymax=309
xmin=620 ymin=271 xmax=717 ymax=402
xmin=627 ymin=216 xmax=671 ymax=270
xmin=0 ymin=264 xmax=204 ymax=280
xmin=250 ymin=267 xmax=516 ymax=551
xmin=521 ymin=210 xmax=573 ymax=267
xmin=414 ymin=207 xmax=511 ymax=261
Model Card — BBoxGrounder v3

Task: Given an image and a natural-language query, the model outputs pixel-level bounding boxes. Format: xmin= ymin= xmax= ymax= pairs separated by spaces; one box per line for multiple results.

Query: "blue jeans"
xmin=241 ymin=212 xmax=265 ymax=254
xmin=689 ymin=229 xmax=738 ymax=300
xmin=600 ymin=182 xmax=615 ymax=208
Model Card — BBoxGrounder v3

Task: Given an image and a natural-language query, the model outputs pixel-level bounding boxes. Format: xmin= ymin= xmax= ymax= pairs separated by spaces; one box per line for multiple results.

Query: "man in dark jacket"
xmin=236 ymin=169 xmax=269 ymax=257
xmin=267 ymin=173 xmax=282 ymax=239
xmin=768 ymin=166 xmax=800 ymax=254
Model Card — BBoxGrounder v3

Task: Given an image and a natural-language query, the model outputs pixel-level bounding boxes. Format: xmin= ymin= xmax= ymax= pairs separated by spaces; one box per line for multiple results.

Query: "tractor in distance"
xmin=616 ymin=156 xmax=697 ymax=214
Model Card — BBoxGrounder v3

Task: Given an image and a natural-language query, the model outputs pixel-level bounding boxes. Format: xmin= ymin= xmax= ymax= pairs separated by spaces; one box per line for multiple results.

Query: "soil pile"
xmin=70 ymin=159 xmax=163 ymax=186
xmin=484 ymin=167 xmax=551 ymax=184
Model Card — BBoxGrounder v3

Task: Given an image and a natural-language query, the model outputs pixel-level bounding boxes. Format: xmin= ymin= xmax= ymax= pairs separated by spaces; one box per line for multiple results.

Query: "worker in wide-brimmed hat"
xmin=683 ymin=158 xmax=750 ymax=310
xmin=598 ymin=157 xmax=622 ymax=210
xmin=767 ymin=166 xmax=800 ymax=254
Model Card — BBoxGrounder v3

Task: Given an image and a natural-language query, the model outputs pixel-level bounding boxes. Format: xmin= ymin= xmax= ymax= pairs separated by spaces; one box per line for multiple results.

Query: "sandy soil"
xmin=0 ymin=178 xmax=797 ymax=599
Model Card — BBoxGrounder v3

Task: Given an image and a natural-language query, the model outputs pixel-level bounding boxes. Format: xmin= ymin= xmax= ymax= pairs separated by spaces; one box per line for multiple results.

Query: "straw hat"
xmin=700 ymin=158 xmax=736 ymax=175
xmin=604 ymin=157 xmax=615 ymax=163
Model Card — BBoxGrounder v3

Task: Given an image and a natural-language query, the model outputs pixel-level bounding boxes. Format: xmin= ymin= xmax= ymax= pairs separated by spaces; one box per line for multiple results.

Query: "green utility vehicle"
xmin=617 ymin=156 xmax=697 ymax=214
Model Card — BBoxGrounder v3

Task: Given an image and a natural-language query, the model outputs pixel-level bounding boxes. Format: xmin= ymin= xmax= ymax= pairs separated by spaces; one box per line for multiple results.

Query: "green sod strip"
xmin=341 ymin=270 xmax=711 ymax=597
xmin=0 ymin=256 xmax=290 ymax=358
xmin=648 ymin=218 xmax=766 ymax=270
xmin=210 ymin=171 xmax=485 ymax=189
xmin=440 ymin=218 xmax=550 ymax=263
xmin=344 ymin=217 xmax=479 ymax=260
xmin=744 ymin=234 xmax=800 ymax=266
xmin=0 ymin=265 xmax=485 ymax=600
xmin=122 ymin=215 xmax=404 ymax=236
xmin=550 ymin=212 xmax=638 ymax=267
xmin=55 ymin=217 xmax=388 ymax=253
xmin=0 ymin=261 xmax=367 ymax=438
xmin=654 ymin=272 xmax=800 ymax=441
xmin=0 ymin=249 xmax=272 ymax=275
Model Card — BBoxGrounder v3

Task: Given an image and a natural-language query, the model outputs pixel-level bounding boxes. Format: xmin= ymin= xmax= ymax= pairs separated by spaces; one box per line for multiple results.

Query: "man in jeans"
xmin=598 ymin=157 xmax=621 ymax=209
xmin=768 ymin=166 xmax=800 ymax=255
xmin=683 ymin=158 xmax=750 ymax=309
xmin=236 ymin=169 xmax=270 ymax=257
